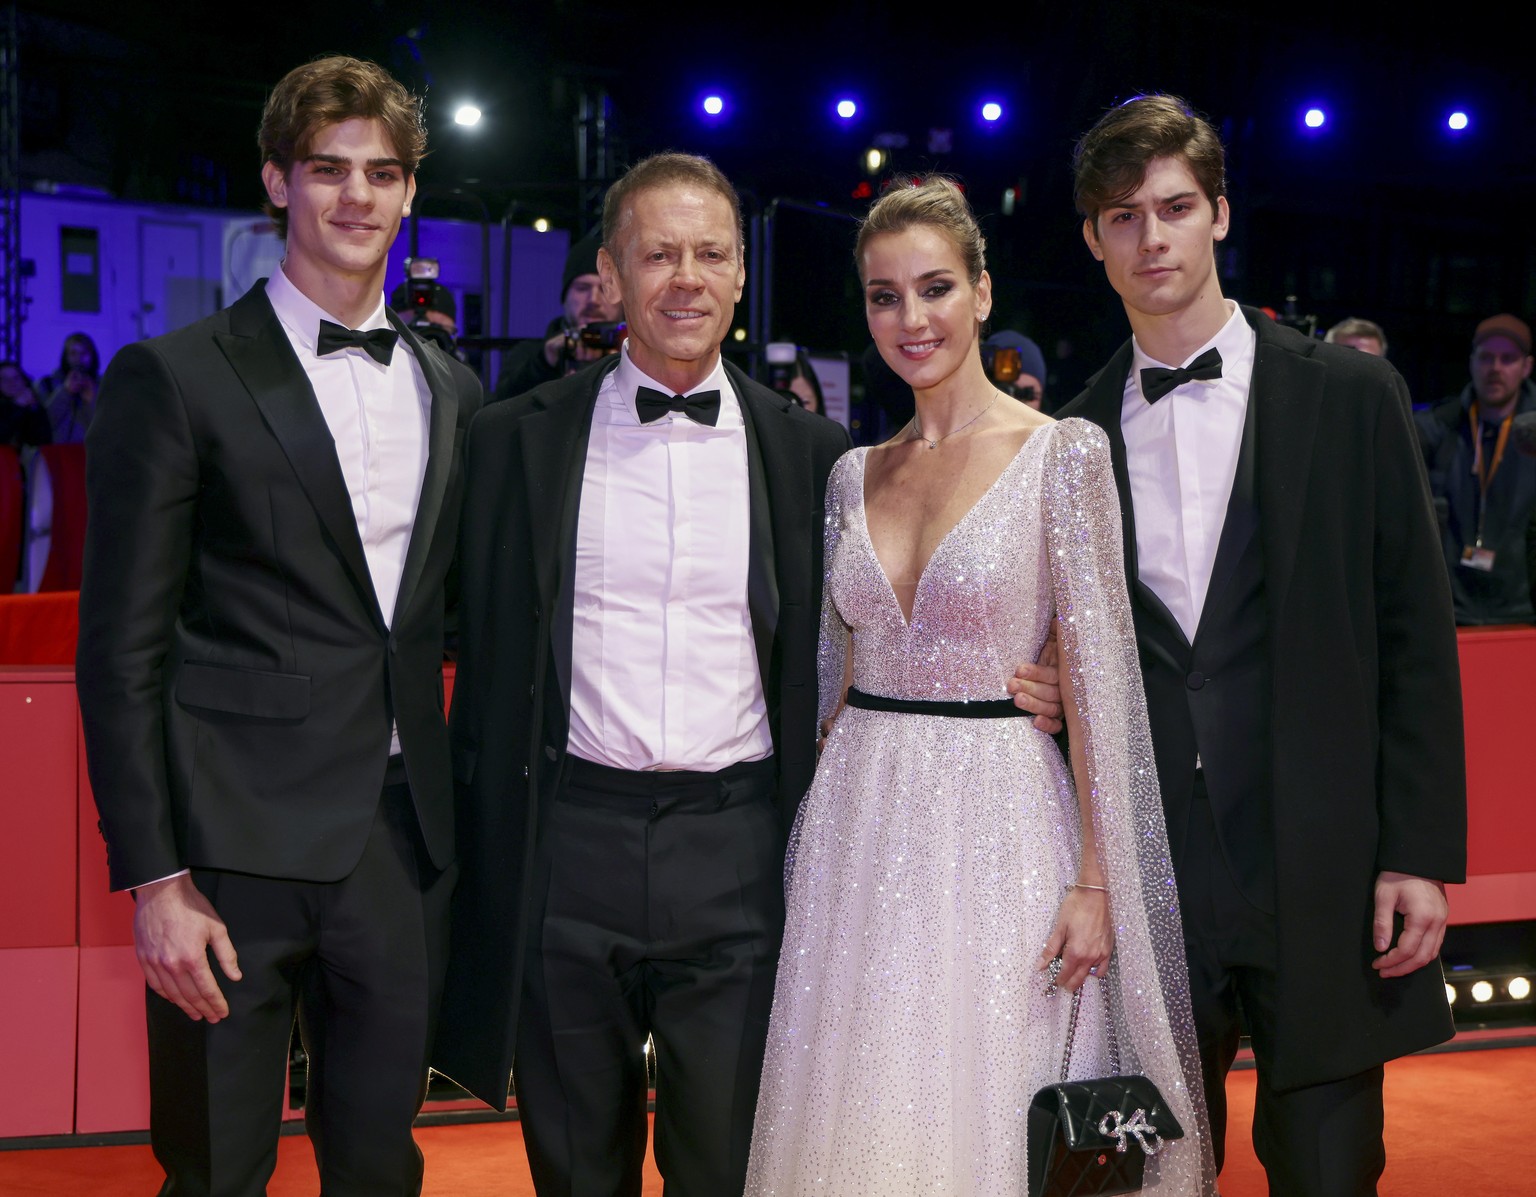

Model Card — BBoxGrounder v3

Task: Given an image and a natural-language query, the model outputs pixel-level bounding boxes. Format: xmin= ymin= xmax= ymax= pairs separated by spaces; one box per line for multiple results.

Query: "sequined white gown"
xmin=746 ymin=420 xmax=1213 ymax=1196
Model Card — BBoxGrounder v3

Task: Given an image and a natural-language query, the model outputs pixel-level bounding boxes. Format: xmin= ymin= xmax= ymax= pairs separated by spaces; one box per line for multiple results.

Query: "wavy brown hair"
xmin=258 ymin=56 xmax=426 ymax=239
xmin=1072 ymin=94 xmax=1225 ymax=230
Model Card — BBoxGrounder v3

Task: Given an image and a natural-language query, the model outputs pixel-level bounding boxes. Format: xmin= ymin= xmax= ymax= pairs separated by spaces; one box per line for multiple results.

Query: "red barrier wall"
xmin=0 ymin=626 xmax=1531 ymax=1140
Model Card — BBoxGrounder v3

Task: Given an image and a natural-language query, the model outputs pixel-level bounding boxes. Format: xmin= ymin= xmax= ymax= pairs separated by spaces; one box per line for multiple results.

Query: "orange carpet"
xmin=1 ymin=1047 xmax=1527 ymax=1195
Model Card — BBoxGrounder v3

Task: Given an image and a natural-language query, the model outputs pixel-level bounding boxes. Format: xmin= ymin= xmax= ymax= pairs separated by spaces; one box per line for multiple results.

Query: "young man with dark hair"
xmin=1056 ymin=94 xmax=1466 ymax=1196
xmin=77 ymin=55 xmax=480 ymax=1195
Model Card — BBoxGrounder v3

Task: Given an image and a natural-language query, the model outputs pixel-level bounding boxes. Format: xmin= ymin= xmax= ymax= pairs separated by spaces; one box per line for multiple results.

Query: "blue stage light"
xmin=981 ymin=101 xmax=1003 ymax=123
xmin=1448 ymin=110 xmax=1470 ymax=132
xmin=702 ymin=95 xmax=725 ymax=117
xmin=836 ymin=98 xmax=858 ymax=121
xmin=1303 ymin=107 xmax=1327 ymax=130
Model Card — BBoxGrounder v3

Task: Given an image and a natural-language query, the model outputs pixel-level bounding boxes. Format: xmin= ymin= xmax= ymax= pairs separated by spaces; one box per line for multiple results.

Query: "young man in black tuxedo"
xmin=77 ymin=56 xmax=480 ymax=1196
xmin=1055 ymin=95 xmax=1466 ymax=1196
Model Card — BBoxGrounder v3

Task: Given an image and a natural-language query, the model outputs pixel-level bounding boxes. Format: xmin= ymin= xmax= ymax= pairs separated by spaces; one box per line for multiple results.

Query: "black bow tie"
xmin=635 ymin=385 xmax=722 ymax=427
xmin=1140 ymin=347 xmax=1223 ymax=403
xmin=316 ymin=320 xmax=400 ymax=367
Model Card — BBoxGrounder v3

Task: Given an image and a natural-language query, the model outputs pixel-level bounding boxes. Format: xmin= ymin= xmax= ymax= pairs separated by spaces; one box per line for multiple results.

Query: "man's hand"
xmin=132 ymin=874 xmax=242 ymax=1022
xmin=1008 ymin=626 xmax=1064 ymax=734
xmin=1371 ymin=871 xmax=1449 ymax=979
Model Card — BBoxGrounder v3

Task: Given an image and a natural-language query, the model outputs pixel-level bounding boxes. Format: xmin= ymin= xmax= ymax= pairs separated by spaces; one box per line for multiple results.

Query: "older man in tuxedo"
xmin=434 ymin=151 xmax=1063 ymax=1195
xmin=1056 ymin=94 xmax=1466 ymax=1196
xmin=77 ymin=57 xmax=480 ymax=1196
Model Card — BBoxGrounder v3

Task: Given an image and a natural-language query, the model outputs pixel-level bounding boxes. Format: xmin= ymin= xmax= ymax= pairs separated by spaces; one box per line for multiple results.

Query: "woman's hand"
xmin=1037 ymin=885 xmax=1114 ymax=993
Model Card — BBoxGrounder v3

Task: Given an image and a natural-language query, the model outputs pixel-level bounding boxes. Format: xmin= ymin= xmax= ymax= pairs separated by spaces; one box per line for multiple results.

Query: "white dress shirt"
xmin=567 ymin=344 xmax=771 ymax=771
xmin=1120 ymin=300 xmax=1256 ymax=643
xmin=267 ymin=265 xmax=432 ymax=751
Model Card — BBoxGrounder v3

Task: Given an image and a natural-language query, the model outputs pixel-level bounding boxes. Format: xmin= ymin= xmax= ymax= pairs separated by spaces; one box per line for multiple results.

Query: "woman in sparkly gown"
xmin=745 ymin=179 xmax=1216 ymax=1196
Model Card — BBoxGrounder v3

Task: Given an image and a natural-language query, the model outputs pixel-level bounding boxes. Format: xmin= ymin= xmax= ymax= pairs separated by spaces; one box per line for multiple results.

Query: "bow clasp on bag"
xmin=1097 ymin=1107 xmax=1164 ymax=1155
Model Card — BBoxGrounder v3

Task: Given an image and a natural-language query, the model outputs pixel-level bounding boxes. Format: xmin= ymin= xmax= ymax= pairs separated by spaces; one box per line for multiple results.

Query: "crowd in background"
xmin=5 ymin=255 xmax=1535 ymax=626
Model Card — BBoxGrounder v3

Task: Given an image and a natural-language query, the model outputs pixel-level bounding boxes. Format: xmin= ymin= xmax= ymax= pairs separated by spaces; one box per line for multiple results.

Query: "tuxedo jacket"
xmin=1056 ymin=307 xmax=1467 ymax=1090
xmin=77 ymin=283 xmax=481 ymax=892
xmin=433 ymin=354 xmax=850 ymax=1108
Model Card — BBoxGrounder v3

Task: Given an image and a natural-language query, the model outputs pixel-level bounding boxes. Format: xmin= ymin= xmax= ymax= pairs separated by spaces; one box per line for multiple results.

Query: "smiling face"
xmin=861 ymin=224 xmax=991 ymax=394
xmin=597 ymin=183 xmax=744 ymax=395
xmin=261 ymin=117 xmax=415 ymax=305
xmin=1083 ymin=154 xmax=1229 ymax=334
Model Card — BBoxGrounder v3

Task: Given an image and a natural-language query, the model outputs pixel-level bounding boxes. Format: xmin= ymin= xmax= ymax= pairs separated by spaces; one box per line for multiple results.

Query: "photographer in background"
xmin=765 ymin=343 xmax=826 ymax=415
xmin=390 ymin=272 xmax=459 ymax=357
xmin=982 ymin=329 xmax=1047 ymax=410
xmin=39 ymin=332 xmax=100 ymax=444
xmin=493 ymin=229 xmax=624 ymax=401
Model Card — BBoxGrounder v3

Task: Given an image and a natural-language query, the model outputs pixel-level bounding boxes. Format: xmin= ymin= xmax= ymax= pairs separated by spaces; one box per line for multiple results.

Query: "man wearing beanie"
xmin=1416 ymin=313 xmax=1536 ymax=624
xmin=493 ymin=229 xmax=623 ymax=401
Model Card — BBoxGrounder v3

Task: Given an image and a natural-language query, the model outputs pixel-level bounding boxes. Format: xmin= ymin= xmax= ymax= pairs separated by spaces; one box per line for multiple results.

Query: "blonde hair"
xmin=856 ymin=175 xmax=986 ymax=285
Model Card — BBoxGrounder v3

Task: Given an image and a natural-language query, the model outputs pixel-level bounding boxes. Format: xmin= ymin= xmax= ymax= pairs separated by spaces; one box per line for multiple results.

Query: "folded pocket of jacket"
xmin=175 ymin=660 xmax=311 ymax=720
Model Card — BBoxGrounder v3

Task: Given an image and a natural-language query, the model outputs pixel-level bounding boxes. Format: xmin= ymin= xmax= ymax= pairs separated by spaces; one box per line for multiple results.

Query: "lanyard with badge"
xmin=1459 ymin=401 xmax=1512 ymax=572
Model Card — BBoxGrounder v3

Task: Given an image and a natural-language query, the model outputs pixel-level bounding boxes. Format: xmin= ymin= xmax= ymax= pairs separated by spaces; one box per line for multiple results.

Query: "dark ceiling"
xmin=13 ymin=1 xmax=1536 ymax=393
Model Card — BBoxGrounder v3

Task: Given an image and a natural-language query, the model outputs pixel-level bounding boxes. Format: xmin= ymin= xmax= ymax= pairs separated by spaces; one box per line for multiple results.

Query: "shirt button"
xmin=1186 ymin=671 xmax=1205 ymax=690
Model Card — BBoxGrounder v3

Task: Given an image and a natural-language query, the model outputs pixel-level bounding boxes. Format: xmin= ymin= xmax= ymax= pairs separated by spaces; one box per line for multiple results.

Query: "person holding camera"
xmin=39 ymin=332 xmax=100 ymax=444
xmin=492 ymin=230 xmax=623 ymax=401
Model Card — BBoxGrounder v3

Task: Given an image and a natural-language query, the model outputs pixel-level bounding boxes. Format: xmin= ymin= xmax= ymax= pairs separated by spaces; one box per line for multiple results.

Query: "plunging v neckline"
xmin=858 ymin=433 xmax=1043 ymax=627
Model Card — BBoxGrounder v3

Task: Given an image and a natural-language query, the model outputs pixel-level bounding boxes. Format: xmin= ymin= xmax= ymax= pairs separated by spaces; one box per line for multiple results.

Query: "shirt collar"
xmin=612 ymin=342 xmax=739 ymax=428
xmin=266 ymin=264 xmax=391 ymax=354
xmin=1130 ymin=299 xmax=1250 ymax=404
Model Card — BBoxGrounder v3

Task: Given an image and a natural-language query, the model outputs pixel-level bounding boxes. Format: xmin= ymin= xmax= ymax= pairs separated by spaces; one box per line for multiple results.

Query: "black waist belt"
xmin=844 ymin=687 xmax=1027 ymax=719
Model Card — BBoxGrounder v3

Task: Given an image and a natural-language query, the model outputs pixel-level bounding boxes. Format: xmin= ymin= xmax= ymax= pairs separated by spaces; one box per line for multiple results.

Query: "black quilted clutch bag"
xmin=1026 ymin=970 xmax=1184 ymax=1197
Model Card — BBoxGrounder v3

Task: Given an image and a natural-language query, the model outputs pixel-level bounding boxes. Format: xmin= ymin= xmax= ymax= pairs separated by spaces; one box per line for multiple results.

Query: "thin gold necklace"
xmin=911 ymin=392 xmax=1000 ymax=450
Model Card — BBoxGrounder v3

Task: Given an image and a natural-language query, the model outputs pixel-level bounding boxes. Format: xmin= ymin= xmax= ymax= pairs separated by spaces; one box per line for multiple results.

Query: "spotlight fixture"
xmin=1471 ymin=981 xmax=1494 ymax=1003
xmin=532 ymin=218 xmax=550 ymax=233
xmin=1510 ymin=977 xmax=1532 ymax=1001
xmin=1303 ymin=107 xmax=1327 ymax=130
xmin=702 ymin=94 xmax=725 ymax=117
xmin=1447 ymin=110 xmax=1470 ymax=133
xmin=836 ymin=98 xmax=858 ymax=121
xmin=980 ymin=101 xmax=1003 ymax=123
xmin=1445 ymin=983 xmax=1457 ymax=1005
xmin=863 ymin=147 xmax=888 ymax=175
xmin=453 ymin=104 xmax=483 ymax=128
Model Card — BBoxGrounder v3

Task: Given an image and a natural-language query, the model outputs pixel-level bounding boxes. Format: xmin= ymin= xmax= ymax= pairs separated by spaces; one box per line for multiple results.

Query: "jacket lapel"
xmin=1244 ymin=306 xmax=1323 ymax=620
xmin=522 ymin=357 xmax=614 ymax=697
xmin=727 ymin=362 xmax=785 ymax=683
xmin=1191 ymin=372 xmax=1259 ymax=644
xmin=215 ymin=285 xmax=384 ymax=627
xmin=390 ymin=315 xmax=460 ymax=625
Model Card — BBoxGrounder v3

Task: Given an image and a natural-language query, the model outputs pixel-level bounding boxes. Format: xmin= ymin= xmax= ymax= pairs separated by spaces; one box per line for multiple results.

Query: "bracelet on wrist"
xmin=1065 ymin=881 xmax=1109 ymax=894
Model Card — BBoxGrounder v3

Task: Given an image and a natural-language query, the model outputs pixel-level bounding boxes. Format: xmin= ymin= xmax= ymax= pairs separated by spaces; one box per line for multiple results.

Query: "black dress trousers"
xmin=146 ymin=770 xmax=456 ymax=1197
xmin=1177 ymin=773 xmax=1385 ymax=1197
xmin=514 ymin=755 xmax=784 ymax=1197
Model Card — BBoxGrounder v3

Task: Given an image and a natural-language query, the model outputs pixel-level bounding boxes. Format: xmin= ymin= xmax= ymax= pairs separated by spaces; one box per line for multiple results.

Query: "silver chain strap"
xmin=1051 ymin=963 xmax=1122 ymax=1082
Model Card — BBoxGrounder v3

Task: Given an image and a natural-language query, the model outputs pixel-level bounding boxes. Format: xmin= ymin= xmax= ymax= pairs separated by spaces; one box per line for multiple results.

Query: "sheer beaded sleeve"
xmin=815 ymin=451 xmax=856 ymax=730
xmin=1042 ymin=418 xmax=1218 ymax=1195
